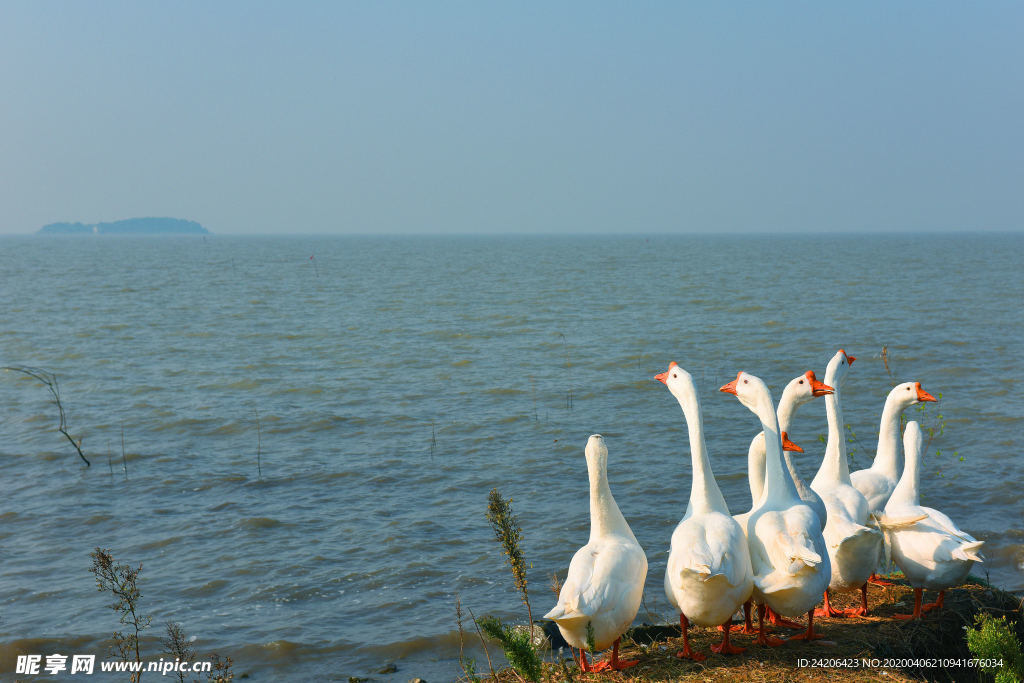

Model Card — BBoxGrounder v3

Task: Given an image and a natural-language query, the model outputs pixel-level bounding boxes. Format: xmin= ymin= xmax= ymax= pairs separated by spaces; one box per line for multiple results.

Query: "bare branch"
xmin=3 ymin=366 xmax=90 ymax=466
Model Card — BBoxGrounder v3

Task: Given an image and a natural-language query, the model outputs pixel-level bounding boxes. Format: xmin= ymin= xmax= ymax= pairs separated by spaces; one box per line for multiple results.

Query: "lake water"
xmin=0 ymin=233 xmax=1021 ymax=680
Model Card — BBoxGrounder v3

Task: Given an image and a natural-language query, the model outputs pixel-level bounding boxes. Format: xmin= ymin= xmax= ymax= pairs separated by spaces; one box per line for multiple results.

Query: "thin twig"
xmin=558 ymin=333 xmax=573 ymax=410
xmin=3 ymin=366 xmax=90 ymax=466
xmin=467 ymin=607 xmax=496 ymax=681
xmin=121 ymin=425 xmax=128 ymax=480
xmin=254 ymin=407 xmax=262 ymax=480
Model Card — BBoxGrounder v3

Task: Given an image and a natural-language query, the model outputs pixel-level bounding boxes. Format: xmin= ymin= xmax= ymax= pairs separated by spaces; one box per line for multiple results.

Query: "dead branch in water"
xmin=3 ymin=366 xmax=90 ymax=466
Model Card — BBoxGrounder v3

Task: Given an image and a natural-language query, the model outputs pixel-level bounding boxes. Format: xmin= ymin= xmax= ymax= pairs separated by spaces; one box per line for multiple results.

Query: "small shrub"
xmin=966 ymin=612 xmax=1024 ymax=682
xmin=207 ymin=653 xmax=234 ymax=683
xmin=476 ymin=615 xmax=542 ymax=683
xmin=485 ymin=488 xmax=532 ymax=627
xmin=162 ymin=622 xmax=195 ymax=683
xmin=89 ymin=548 xmax=151 ymax=682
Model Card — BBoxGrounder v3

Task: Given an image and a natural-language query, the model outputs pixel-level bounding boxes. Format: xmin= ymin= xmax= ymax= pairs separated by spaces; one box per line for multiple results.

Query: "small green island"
xmin=38 ymin=217 xmax=209 ymax=235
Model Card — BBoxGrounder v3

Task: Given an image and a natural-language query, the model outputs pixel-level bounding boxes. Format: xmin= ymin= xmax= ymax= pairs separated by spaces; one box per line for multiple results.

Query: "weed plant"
xmin=966 ymin=612 xmax=1024 ymax=682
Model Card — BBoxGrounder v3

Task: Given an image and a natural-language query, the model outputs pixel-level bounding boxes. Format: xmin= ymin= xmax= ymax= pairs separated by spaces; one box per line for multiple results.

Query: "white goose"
xmin=736 ymin=370 xmax=832 ymax=632
xmin=656 ymin=362 xmax=753 ymax=660
xmin=879 ymin=421 xmax=983 ymax=619
xmin=721 ymin=372 xmax=830 ymax=645
xmin=810 ymin=349 xmax=882 ymax=618
xmin=544 ymin=434 xmax=648 ymax=672
xmin=851 ymin=381 xmax=937 ymax=514
xmin=745 ymin=370 xmax=833 ymax=532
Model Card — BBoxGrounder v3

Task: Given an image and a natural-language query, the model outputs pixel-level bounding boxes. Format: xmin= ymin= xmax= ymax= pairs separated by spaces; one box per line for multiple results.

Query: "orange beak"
xmin=915 ymin=382 xmax=937 ymax=402
xmin=719 ymin=372 xmax=742 ymax=395
xmin=654 ymin=361 xmax=677 ymax=385
xmin=806 ymin=371 xmax=834 ymax=397
xmin=781 ymin=431 xmax=803 ymax=453
xmin=840 ymin=348 xmax=856 ymax=365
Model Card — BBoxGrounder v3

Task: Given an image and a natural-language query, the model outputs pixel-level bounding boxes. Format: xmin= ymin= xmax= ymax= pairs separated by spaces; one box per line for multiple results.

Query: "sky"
xmin=1 ymin=1 xmax=1022 ymax=235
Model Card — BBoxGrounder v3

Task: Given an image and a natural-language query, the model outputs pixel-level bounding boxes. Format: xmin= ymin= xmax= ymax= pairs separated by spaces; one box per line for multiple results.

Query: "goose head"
xmin=785 ymin=370 xmax=834 ymax=408
xmin=654 ymin=361 xmax=695 ymax=405
xmin=890 ymin=381 xmax=937 ymax=409
xmin=825 ymin=348 xmax=856 ymax=388
xmin=903 ymin=419 xmax=923 ymax=458
xmin=719 ymin=371 xmax=771 ymax=415
xmin=585 ymin=433 xmax=609 ymax=469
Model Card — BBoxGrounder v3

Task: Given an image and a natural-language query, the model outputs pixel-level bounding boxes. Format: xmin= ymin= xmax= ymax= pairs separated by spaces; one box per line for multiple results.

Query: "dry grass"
xmin=484 ymin=579 xmax=1024 ymax=683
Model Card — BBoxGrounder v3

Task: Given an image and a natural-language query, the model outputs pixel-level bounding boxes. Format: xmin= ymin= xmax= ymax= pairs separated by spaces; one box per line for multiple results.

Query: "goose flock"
xmin=544 ymin=349 xmax=983 ymax=671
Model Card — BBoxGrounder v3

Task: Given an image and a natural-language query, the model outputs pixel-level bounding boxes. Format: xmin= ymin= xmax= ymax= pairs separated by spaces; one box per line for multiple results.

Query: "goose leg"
xmin=814 ymin=589 xmax=847 ymax=618
xmin=720 ymin=599 xmax=756 ymax=633
xmin=578 ymin=648 xmax=593 ymax=672
xmin=711 ymin=618 xmax=747 ymax=655
xmin=675 ymin=613 xmax=706 ymax=661
xmin=591 ymin=638 xmax=639 ymax=672
xmin=922 ymin=590 xmax=945 ymax=613
xmin=788 ymin=609 xmax=824 ymax=641
xmin=843 ymin=584 xmax=870 ymax=617
xmin=894 ymin=587 xmax=924 ymax=620
xmin=754 ymin=604 xmax=785 ymax=647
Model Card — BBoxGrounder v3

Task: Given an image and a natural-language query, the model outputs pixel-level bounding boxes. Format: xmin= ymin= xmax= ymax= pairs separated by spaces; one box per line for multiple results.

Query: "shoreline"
xmin=477 ymin=578 xmax=1023 ymax=682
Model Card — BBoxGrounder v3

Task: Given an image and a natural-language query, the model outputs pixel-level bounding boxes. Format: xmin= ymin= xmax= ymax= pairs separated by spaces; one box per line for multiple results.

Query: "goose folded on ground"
xmin=735 ymin=369 xmax=832 ymax=631
xmin=809 ymin=349 xmax=883 ymax=618
xmin=878 ymin=421 xmax=983 ymax=620
xmin=721 ymin=372 xmax=830 ymax=645
xmin=656 ymin=362 xmax=753 ymax=660
xmin=544 ymin=434 xmax=648 ymax=672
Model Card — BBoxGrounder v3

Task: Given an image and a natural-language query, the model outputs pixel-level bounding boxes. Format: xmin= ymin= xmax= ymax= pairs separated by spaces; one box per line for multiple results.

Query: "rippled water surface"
xmin=1 ymin=233 xmax=1022 ymax=680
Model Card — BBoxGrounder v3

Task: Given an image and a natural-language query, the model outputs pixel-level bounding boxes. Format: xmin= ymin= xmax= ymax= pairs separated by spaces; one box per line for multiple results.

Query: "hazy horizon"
xmin=2 ymin=2 xmax=1022 ymax=236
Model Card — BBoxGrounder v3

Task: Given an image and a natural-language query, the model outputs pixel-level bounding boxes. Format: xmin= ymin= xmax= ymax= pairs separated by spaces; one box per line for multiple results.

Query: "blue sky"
xmin=1 ymin=1 xmax=1022 ymax=234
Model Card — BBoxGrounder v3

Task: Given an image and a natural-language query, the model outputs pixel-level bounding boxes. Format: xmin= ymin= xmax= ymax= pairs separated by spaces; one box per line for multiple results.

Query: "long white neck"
xmin=888 ymin=422 xmax=922 ymax=507
xmin=776 ymin=384 xmax=800 ymax=434
xmin=753 ymin=388 xmax=800 ymax=505
xmin=815 ymin=380 xmax=851 ymax=486
xmin=872 ymin=392 xmax=906 ymax=481
xmin=677 ymin=388 xmax=730 ymax=517
xmin=776 ymin=385 xmax=808 ymax=491
xmin=587 ymin=452 xmax=635 ymax=543
xmin=746 ymin=435 xmax=766 ymax=508
xmin=748 ymin=385 xmax=802 ymax=507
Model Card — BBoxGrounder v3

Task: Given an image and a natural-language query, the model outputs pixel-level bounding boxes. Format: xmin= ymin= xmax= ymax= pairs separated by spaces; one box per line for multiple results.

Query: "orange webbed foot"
xmin=711 ymin=641 xmax=747 ymax=655
xmin=754 ymin=633 xmax=786 ymax=647
xmin=766 ymin=607 xmax=804 ymax=630
xmin=675 ymin=647 xmax=706 ymax=662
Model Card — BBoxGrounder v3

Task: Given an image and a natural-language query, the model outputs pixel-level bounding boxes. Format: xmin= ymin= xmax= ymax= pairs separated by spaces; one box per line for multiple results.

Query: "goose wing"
xmin=545 ymin=538 xmax=646 ymax=624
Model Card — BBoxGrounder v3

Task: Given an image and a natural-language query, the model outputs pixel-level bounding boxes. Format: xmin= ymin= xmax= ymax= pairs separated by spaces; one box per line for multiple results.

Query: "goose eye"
xmin=672 ymin=373 xmax=677 ymax=379
xmin=798 ymin=379 xmax=804 ymax=384
xmin=743 ymin=379 xmax=748 ymax=384
xmin=906 ymin=386 xmax=911 ymax=390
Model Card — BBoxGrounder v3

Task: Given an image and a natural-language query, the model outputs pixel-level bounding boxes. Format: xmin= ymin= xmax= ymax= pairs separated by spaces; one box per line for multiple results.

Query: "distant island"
xmin=38 ymin=217 xmax=209 ymax=235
